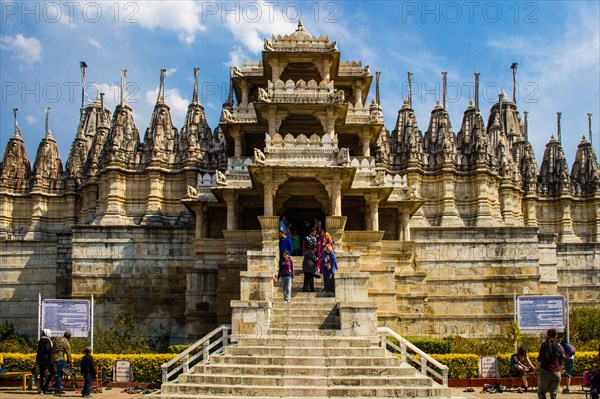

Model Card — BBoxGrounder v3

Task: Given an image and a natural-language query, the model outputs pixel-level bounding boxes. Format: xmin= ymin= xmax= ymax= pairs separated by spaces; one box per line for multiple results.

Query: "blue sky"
xmin=1 ymin=0 xmax=599 ymax=167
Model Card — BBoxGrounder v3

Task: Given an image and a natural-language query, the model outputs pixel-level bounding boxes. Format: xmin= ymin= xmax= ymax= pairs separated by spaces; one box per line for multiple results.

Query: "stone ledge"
xmin=230 ymin=300 xmax=272 ymax=309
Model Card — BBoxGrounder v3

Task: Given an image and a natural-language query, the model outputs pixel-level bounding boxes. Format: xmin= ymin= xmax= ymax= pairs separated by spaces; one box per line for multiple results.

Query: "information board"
xmin=517 ymin=295 xmax=565 ymax=333
xmin=113 ymin=360 xmax=133 ymax=382
xmin=42 ymin=299 xmax=90 ymax=338
xmin=479 ymin=356 xmax=498 ymax=378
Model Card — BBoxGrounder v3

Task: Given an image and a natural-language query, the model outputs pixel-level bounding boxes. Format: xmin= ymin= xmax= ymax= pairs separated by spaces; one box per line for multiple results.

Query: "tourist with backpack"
xmin=536 ymin=328 xmax=565 ymax=399
xmin=561 ymin=339 xmax=576 ymax=393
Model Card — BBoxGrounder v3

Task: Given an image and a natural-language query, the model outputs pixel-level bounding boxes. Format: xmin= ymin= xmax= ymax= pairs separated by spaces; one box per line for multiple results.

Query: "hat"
xmin=42 ymin=329 xmax=51 ymax=338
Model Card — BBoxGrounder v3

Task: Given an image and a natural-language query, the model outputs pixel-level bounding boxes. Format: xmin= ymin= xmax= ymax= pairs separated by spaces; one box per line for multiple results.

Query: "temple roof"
xmin=264 ymin=21 xmax=337 ymax=53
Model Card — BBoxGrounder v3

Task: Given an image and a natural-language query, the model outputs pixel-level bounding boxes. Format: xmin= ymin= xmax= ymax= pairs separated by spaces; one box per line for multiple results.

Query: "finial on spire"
xmin=510 ymin=63 xmax=518 ymax=104
xmin=225 ymin=67 xmax=234 ymax=107
xmin=407 ymin=72 xmax=413 ymax=108
xmin=157 ymin=68 xmax=166 ymax=104
xmin=99 ymin=92 xmax=105 ymax=123
xmin=13 ymin=107 xmax=21 ymax=138
xmin=80 ymin=61 xmax=88 ymax=110
xmin=192 ymin=67 xmax=200 ymax=104
xmin=588 ymin=113 xmax=593 ymax=146
xmin=120 ymin=69 xmax=127 ymax=106
xmin=297 ymin=20 xmax=304 ymax=31
xmin=375 ymin=71 xmax=381 ymax=105
xmin=523 ymin=111 xmax=529 ymax=143
xmin=557 ymin=112 xmax=562 ymax=144
xmin=44 ymin=107 xmax=53 ymax=139
xmin=474 ymin=72 xmax=480 ymax=112
xmin=441 ymin=72 xmax=447 ymax=110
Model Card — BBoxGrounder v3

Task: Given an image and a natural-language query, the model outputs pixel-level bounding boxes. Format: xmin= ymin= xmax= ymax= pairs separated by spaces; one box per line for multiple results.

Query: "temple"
xmin=1 ymin=23 xmax=599 ymax=340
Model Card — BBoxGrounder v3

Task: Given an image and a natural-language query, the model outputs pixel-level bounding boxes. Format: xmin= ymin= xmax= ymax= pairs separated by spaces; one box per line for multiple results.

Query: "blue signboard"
xmin=517 ymin=295 xmax=565 ymax=333
xmin=42 ymin=299 xmax=90 ymax=338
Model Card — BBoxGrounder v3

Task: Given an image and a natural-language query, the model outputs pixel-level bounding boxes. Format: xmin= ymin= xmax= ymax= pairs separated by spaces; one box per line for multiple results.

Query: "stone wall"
xmin=0 ymin=240 xmax=58 ymax=333
xmin=70 ymin=225 xmax=196 ymax=341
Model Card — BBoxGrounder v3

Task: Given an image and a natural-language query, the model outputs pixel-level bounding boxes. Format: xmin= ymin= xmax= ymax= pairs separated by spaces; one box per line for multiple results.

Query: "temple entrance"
xmin=278 ymin=192 xmax=327 ymax=243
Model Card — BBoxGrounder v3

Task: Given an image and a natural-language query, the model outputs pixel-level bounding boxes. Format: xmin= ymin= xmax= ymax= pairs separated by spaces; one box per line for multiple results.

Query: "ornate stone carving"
xmin=570 ymin=136 xmax=600 ymax=196
xmin=539 ymin=136 xmax=571 ymax=196
xmin=0 ymin=122 xmax=31 ymax=191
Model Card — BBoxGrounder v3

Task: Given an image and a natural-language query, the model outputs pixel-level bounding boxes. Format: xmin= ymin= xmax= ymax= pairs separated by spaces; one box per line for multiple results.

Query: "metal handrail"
xmin=161 ymin=324 xmax=231 ymax=383
xmin=378 ymin=327 xmax=449 ymax=386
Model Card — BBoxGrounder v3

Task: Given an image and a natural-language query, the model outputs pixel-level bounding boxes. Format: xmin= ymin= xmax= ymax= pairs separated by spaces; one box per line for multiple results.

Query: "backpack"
xmin=561 ymin=341 xmax=576 ymax=358
xmin=543 ymin=339 xmax=561 ymax=360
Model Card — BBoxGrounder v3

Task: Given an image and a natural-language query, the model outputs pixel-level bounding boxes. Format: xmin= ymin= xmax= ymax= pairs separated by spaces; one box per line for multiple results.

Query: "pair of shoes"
xmin=563 ymin=388 xmax=570 ymax=394
xmin=516 ymin=388 xmax=524 ymax=393
xmin=285 ymin=300 xmax=290 ymax=303
xmin=463 ymin=388 xmax=475 ymax=392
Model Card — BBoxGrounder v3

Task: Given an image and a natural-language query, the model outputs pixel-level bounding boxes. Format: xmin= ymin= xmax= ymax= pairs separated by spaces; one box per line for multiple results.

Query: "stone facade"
xmin=1 ymin=23 xmax=598 ymax=340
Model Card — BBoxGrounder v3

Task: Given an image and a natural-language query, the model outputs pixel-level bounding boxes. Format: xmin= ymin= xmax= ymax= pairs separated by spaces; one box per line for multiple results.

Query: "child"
xmin=80 ymin=347 xmax=96 ymax=398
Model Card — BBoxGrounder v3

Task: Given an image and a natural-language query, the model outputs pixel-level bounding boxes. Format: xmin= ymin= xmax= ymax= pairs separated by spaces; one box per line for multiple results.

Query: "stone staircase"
xmin=151 ymin=265 xmax=452 ymax=399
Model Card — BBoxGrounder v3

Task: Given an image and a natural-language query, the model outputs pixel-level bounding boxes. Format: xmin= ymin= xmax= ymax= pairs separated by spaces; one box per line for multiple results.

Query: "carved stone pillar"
xmin=560 ymin=197 xmax=577 ymax=243
xmin=401 ymin=212 xmax=410 ymax=241
xmin=325 ymin=215 xmax=347 ymax=251
xmin=366 ymin=195 xmax=380 ymax=231
xmin=240 ymin=80 xmax=249 ymax=108
xmin=475 ymin=173 xmax=495 ymax=226
xmin=265 ymin=106 xmax=288 ymax=139
xmin=146 ymin=172 xmax=163 ymax=213
xmin=195 ymin=204 xmax=206 ymax=238
xmin=360 ymin=127 xmax=370 ymax=156
xmin=0 ymin=196 xmax=12 ymax=239
xmin=263 ymin=182 xmax=275 ymax=216
xmin=230 ymin=126 xmax=242 ymax=157
xmin=314 ymin=108 xmax=338 ymax=141
xmin=354 ymin=79 xmax=363 ymax=108
xmin=321 ymin=56 xmax=332 ymax=82
xmin=328 ymin=179 xmax=342 ymax=216
xmin=224 ymin=190 xmax=238 ymax=230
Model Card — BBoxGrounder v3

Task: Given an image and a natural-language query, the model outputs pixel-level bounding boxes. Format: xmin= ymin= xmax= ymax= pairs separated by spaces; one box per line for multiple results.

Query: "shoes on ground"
xmin=516 ymin=388 xmax=524 ymax=393
xmin=563 ymin=388 xmax=570 ymax=394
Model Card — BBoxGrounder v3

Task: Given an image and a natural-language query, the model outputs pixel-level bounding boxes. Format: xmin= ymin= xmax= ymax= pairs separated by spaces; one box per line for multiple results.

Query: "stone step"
xmin=236 ymin=335 xmax=372 ymax=348
xmin=272 ymin=298 xmax=336 ymax=307
xmin=268 ymin=328 xmax=341 ymax=336
xmin=159 ymin=383 xmax=450 ymax=397
xmin=195 ymin=363 xmax=417 ymax=377
xmin=179 ymin=373 xmax=432 ymax=387
xmin=270 ymin=309 xmax=339 ymax=319
xmin=269 ymin=321 xmax=340 ymax=329
xmin=224 ymin=345 xmax=385 ymax=357
xmin=210 ymin=354 xmax=401 ymax=367
xmin=150 ymin=395 xmax=452 ymax=399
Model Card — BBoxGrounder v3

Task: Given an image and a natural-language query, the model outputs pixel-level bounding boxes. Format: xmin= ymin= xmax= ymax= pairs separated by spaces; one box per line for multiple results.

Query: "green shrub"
xmin=93 ymin=310 xmax=151 ymax=354
xmin=405 ymin=337 xmax=452 ymax=354
xmin=0 ymin=321 xmax=35 ymax=353
xmin=570 ymin=307 xmax=600 ymax=342
xmin=1 ymin=353 xmax=176 ymax=383
xmin=430 ymin=354 xmax=480 ymax=378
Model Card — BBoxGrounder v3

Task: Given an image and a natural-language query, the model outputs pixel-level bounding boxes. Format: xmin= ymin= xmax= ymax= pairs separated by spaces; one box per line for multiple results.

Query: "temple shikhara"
xmin=1 ymin=23 xmax=599 ymax=344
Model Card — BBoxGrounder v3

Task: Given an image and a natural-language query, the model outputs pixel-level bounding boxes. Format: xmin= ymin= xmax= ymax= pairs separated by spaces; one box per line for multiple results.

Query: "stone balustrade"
xmin=261 ymin=79 xmax=345 ymax=104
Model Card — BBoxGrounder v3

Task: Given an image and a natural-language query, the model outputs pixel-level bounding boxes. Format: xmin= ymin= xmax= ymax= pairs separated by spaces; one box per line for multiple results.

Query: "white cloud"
xmin=131 ymin=1 xmax=206 ymax=44
xmin=87 ymin=38 xmax=102 ymax=49
xmin=224 ymin=1 xmax=296 ymax=53
xmin=165 ymin=68 xmax=177 ymax=76
xmin=25 ymin=114 xmax=37 ymax=125
xmin=226 ymin=46 xmax=247 ymax=67
xmin=0 ymin=34 xmax=42 ymax=65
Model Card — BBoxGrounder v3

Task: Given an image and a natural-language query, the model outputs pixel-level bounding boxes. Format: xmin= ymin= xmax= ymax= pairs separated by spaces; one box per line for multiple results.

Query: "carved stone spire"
xmin=570 ymin=135 xmax=600 ymax=196
xmin=141 ymin=69 xmax=178 ymax=165
xmin=82 ymin=92 xmax=113 ymax=179
xmin=520 ymin=142 xmax=539 ymax=192
xmin=31 ymin=110 xmax=64 ymax=191
xmin=177 ymin=68 xmax=211 ymax=166
xmin=99 ymin=89 xmax=140 ymax=169
xmin=423 ymin=100 xmax=455 ymax=168
xmin=457 ymin=100 xmax=493 ymax=169
xmin=0 ymin=110 xmax=31 ymax=191
xmin=538 ymin=135 xmax=571 ymax=196
xmin=391 ymin=99 xmax=423 ymax=168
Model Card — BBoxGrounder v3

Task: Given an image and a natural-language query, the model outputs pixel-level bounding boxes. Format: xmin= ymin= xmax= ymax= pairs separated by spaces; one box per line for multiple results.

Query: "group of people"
xmin=277 ymin=216 xmax=338 ymax=303
xmin=509 ymin=328 xmax=597 ymax=399
xmin=35 ymin=329 xmax=96 ymax=397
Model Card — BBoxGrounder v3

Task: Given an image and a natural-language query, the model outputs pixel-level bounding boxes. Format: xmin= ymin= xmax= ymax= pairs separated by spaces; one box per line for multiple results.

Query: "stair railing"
xmin=161 ymin=324 xmax=231 ymax=383
xmin=378 ymin=327 xmax=449 ymax=386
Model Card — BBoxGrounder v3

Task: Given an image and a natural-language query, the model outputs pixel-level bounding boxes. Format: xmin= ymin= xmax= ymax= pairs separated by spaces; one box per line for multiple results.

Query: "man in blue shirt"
xmin=279 ymin=230 xmax=293 ymax=259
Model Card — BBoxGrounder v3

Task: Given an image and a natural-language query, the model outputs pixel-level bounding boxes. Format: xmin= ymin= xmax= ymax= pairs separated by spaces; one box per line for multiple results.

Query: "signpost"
xmin=113 ymin=360 xmax=133 ymax=382
xmin=517 ymin=295 xmax=566 ymax=333
xmin=41 ymin=299 xmax=91 ymax=338
xmin=479 ymin=356 xmax=498 ymax=378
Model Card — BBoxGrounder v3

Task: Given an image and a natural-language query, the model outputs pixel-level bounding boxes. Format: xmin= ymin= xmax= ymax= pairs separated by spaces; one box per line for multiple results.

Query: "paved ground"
xmin=0 ymin=386 xmax=588 ymax=399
